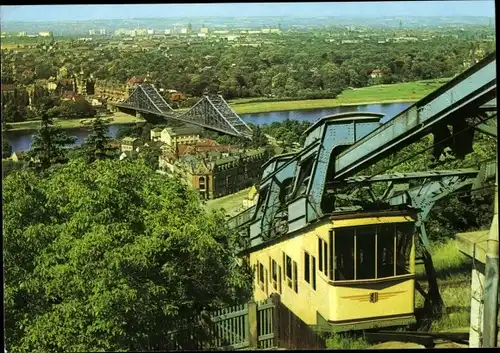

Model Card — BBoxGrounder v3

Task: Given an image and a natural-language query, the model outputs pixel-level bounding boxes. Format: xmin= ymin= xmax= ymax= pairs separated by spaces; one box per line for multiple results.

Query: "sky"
xmin=0 ymin=1 xmax=495 ymax=22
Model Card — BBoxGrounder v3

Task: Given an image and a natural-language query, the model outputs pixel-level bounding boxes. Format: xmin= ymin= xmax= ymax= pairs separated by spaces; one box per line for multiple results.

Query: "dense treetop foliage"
xmin=260 ymin=119 xmax=312 ymax=147
xmin=88 ymin=33 xmax=494 ymax=100
xmin=3 ymin=158 xmax=252 ymax=352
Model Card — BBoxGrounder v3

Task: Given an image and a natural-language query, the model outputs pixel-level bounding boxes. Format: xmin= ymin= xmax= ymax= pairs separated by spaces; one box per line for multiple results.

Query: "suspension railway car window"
xmin=293 ymin=261 xmax=298 ymax=293
xmin=333 ymin=223 xmax=413 ymax=281
xmin=281 ymin=252 xmax=298 ymax=293
xmin=329 ymin=230 xmax=334 ymax=281
xmin=278 ymin=265 xmax=282 ymax=294
xmin=318 ymin=238 xmax=323 ymax=272
xmin=257 ymin=261 xmax=265 ymax=291
xmin=323 ymin=241 xmax=328 ymax=277
xmin=356 ymin=226 xmax=376 ymax=280
xmin=271 ymin=258 xmax=278 ymax=291
xmin=285 ymin=254 xmax=293 ymax=288
xmin=311 ymin=256 xmax=317 ymax=290
xmin=396 ymin=224 xmax=413 ymax=275
xmin=265 ymin=269 xmax=269 ymax=297
xmin=282 ymin=251 xmax=286 ymax=290
xmin=304 ymin=251 xmax=311 ymax=284
xmin=334 ymin=229 xmax=355 ymax=280
xmin=318 ymin=237 xmax=329 ymax=277
xmin=377 ymin=225 xmax=396 ymax=278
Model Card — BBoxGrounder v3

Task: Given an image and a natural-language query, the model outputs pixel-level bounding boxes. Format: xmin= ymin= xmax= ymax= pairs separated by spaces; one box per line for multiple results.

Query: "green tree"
xmin=2 ymin=159 xmax=26 ymax=179
xmin=3 ymin=104 xmax=25 ymax=123
xmin=59 ymin=99 xmax=96 ymax=119
xmin=82 ymin=117 xmax=116 ymax=163
xmin=3 ymin=158 xmax=252 ymax=352
xmin=3 ymin=137 xmax=13 ymax=158
xmin=140 ymin=144 xmax=161 ymax=170
xmin=116 ymin=124 xmax=142 ymax=140
xmin=250 ymin=125 xmax=269 ymax=148
xmin=26 ymin=112 xmax=77 ymax=171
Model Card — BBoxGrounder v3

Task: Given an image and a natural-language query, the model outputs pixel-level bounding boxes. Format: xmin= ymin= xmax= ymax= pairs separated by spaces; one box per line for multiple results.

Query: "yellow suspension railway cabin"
xmin=240 ymin=209 xmax=418 ymax=333
xmin=228 ymin=112 xmax=424 ymax=333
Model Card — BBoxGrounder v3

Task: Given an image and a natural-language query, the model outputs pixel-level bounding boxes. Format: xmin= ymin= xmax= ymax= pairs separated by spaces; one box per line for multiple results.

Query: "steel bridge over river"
xmin=114 ymin=83 xmax=253 ymax=138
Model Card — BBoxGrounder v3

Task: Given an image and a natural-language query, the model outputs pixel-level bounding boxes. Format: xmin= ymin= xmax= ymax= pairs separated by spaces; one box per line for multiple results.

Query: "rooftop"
xmin=166 ymin=126 xmax=203 ymax=136
xmin=122 ymin=136 xmax=139 ymax=143
xmin=177 ymin=143 xmax=235 ymax=157
xmin=127 ymin=76 xmax=145 ymax=85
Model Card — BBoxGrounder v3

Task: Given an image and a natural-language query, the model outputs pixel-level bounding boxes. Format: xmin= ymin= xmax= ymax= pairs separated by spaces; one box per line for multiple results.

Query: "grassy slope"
xmin=204 ymin=187 xmax=252 ymax=216
xmin=4 ymin=78 xmax=450 ymax=133
xmin=415 ymin=240 xmax=473 ymax=332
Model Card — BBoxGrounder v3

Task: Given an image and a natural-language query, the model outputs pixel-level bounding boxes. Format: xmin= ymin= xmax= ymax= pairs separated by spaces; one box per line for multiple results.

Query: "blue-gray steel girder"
xmin=260 ymin=158 xmax=298 ymax=239
xmin=247 ymin=154 xmax=297 ymax=240
xmin=326 ymin=169 xmax=482 ymax=205
xmin=388 ymin=173 xmax=481 ymax=250
xmin=295 ymin=114 xmax=382 ymax=223
xmin=334 ymin=52 xmax=496 ymax=179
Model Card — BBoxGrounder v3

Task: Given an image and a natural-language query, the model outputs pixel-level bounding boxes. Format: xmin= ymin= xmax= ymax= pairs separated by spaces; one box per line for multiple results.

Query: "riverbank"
xmin=3 ymin=78 xmax=449 ymax=133
xmin=228 ymin=78 xmax=450 ymax=114
xmin=3 ymin=113 xmax=145 ymax=132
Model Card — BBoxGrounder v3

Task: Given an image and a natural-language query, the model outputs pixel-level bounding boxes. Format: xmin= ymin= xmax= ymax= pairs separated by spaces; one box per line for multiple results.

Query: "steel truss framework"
xmin=115 ymin=84 xmax=253 ymax=138
xmin=228 ymin=52 xmax=497 ymax=319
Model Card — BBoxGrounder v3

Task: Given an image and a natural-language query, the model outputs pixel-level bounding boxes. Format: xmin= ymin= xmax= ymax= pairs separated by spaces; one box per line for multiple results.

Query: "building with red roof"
xmin=127 ymin=76 xmax=145 ymax=86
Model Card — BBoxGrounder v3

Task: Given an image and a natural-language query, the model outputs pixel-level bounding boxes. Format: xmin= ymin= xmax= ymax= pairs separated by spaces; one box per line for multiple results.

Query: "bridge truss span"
xmin=115 ymin=84 xmax=253 ymax=138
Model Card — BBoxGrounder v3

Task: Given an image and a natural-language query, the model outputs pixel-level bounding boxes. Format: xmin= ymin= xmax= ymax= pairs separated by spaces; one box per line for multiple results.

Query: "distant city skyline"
xmin=0 ymin=1 xmax=495 ymax=22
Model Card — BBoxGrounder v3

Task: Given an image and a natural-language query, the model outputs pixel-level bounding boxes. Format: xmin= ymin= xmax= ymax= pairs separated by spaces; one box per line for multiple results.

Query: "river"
xmin=4 ymin=102 xmax=411 ymax=152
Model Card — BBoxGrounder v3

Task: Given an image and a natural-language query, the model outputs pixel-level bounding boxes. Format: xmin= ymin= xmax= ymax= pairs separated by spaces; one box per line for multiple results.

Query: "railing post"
xmin=270 ymin=293 xmax=281 ymax=348
xmin=247 ymin=299 xmax=258 ymax=348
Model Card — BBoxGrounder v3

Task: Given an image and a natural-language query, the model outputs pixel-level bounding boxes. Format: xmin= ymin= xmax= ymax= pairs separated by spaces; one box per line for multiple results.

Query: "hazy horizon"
xmin=0 ymin=1 xmax=495 ymax=23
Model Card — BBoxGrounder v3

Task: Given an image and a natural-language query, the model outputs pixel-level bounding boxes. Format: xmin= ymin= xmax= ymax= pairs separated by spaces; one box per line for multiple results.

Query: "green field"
xmin=229 ymin=78 xmax=451 ymax=114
